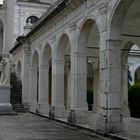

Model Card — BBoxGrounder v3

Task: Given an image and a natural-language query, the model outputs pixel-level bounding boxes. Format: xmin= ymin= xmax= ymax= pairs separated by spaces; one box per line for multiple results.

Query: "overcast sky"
xmin=0 ymin=0 xmax=3 ymax=5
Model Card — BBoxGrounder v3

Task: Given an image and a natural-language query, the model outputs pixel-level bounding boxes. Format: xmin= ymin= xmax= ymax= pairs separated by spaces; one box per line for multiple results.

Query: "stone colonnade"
xmin=21 ymin=26 xmax=125 ymax=134
xmin=12 ymin=0 xmax=138 ymax=134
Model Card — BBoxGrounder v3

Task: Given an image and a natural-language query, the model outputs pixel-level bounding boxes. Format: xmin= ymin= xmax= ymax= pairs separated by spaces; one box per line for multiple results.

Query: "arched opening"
xmin=119 ymin=0 xmax=140 ymax=118
xmin=135 ymin=67 xmax=140 ymax=84
xmin=78 ymin=19 xmax=100 ymax=112
xmin=31 ymin=51 xmax=39 ymax=106
xmin=77 ymin=19 xmax=100 ymax=124
xmin=56 ymin=34 xmax=71 ymax=117
xmin=108 ymin=0 xmax=140 ymax=133
xmin=42 ymin=44 xmax=52 ymax=106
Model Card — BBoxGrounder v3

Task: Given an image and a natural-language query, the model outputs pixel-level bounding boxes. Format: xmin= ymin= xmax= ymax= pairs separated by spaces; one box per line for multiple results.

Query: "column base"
xmin=49 ymin=106 xmax=55 ymax=119
xmin=67 ymin=110 xmax=75 ymax=125
xmin=75 ymin=108 xmax=88 ymax=124
xmin=97 ymin=113 xmax=124 ymax=133
xmin=68 ymin=108 xmax=88 ymax=124
xmin=0 ymin=86 xmax=12 ymax=113
xmin=0 ymin=103 xmax=12 ymax=113
xmin=37 ymin=103 xmax=50 ymax=116
xmin=52 ymin=105 xmax=66 ymax=118
xmin=122 ymin=104 xmax=130 ymax=117
xmin=29 ymin=102 xmax=38 ymax=113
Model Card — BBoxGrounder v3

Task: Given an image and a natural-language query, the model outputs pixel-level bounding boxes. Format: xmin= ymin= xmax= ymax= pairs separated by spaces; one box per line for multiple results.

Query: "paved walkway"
xmin=0 ymin=113 xmax=111 ymax=140
xmin=109 ymin=117 xmax=140 ymax=140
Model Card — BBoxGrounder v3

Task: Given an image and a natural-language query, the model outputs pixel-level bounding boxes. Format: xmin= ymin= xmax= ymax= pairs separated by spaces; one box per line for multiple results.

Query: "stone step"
xmin=12 ymin=104 xmax=28 ymax=113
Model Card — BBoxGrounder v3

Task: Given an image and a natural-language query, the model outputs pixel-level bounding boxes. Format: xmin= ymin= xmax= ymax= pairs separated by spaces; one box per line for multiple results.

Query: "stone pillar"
xmin=22 ymin=44 xmax=30 ymax=107
xmin=93 ymin=69 xmax=100 ymax=113
xmin=122 ymin=64 xmax=130 ymax=117
xmin=0 ymin=30 xmax=3 ymax=54
xmin=51 ymin=59 xmax=65 ymax=118
xmin=97 ymin=39 xmax=124 ymax=133
xmin=29 ymin=65 xmax=38 ymax=112
xmin=70 ymin=52 xmax=88 ymax=124
xmin=38 ymin=64 xmax=50 ymax=115
xmin=64 ymin=58 xmax=71 ymax=110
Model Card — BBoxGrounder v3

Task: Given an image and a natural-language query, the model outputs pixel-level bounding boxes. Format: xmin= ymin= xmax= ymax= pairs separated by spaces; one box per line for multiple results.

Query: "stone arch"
xmin=31 ymin=50 xmax=39 ymax=105
xmin=56 ymin=33 xmax=71 ymax=61
xmin=121 ymin=41 xmax=135 ymax=117
xmin=42 ymin=43 xmax=52 ymax=65
xmin=109 ymin=0 xmax=134 ymax=40
xmin=108 ymin=0 xmax=140 ymax=111
xmin=32 ymin=50 xmax=39 ymax=66
xmin=76 ymin=18 xmax=100 ymax=114
xmin=57 ymin=33 xmax=71 ymax=109
xmin=115 ymin=0 xmax=140 ymax=114
xmin=52 ymin=33 xmax=71 ymax=118
xmin=122 ymin=42 xmax=134 ymax=64
xmin=41 ymin=43 xmax=52 ymax=106
xmin=77 ymin=18 xmax=100 ymax=52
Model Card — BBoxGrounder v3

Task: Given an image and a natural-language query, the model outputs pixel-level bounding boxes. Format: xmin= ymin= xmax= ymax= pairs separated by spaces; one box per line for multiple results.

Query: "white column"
xmin=65 ymin=63 xmax=71 ymax=110
xmin=29 ymin=65 xmax=38 ymax=112
xmin=0 ymin=30 xmax=3 ymax=54
xmin=97 ymin=39 xmax=123 ymax=133
xmin=52 ymin=59 xmax=65 ymax=118
xmin=93 ymin=69 xmax=100 ymax=113
xmin=38 ymin=64 xmax=50 ymax=115
xmin=122 ymin=64 xmax=130 ymax=117
xmin=70 ymin=52 xmax=88 ymax=123
xmin=22 ymin=44 xmax=30 ymax=106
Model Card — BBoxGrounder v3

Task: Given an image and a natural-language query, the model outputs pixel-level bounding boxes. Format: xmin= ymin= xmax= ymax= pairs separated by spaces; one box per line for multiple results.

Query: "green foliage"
xmin=128 ymin=84 xmax=140 ymax=118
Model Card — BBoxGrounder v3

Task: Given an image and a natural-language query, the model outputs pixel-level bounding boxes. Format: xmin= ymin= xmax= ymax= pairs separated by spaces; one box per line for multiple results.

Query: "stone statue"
xmin=0 ymin=55 xmax=11 ymax=87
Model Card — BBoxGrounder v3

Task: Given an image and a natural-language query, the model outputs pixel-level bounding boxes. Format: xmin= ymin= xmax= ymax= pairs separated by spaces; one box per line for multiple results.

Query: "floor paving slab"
xmin=0 ymin=113 xmax=112 ymax=140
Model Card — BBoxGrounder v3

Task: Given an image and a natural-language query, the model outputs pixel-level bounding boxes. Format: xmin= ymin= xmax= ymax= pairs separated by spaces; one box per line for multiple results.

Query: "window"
xmin=26 ymin=16 xmax=39 ymax=24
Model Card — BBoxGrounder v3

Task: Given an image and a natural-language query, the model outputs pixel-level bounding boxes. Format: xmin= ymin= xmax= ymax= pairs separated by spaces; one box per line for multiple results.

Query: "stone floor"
xmin=0 ymin=113 xmax=111 ymax=140
xmin=110 ymin=117 xmax=140 ymax=140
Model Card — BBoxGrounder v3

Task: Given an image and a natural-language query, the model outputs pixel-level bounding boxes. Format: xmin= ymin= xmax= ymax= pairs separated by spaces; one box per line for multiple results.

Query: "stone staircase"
xmin=10 ymin=72 xmax=28 ymax=113
xmin=12 ymin=103 xmax=28 ymax=113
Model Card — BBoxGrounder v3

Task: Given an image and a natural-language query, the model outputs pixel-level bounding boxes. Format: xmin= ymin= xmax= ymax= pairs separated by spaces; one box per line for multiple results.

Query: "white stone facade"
xmin=6 ymin=0 xmax=140 ymax=134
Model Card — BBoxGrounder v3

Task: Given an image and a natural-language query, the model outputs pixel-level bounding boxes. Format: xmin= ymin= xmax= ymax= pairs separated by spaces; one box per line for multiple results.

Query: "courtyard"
xmin=0 ymin=113 xmax=111 ymax=140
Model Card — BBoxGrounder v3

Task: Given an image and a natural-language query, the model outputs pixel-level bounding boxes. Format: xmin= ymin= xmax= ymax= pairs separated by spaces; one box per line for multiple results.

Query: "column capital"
xmin=30 ymin=65 xmax=38 ymax=71
xmin=23 ymin=45 xmax=30 ymax=55
xmin=74 ymin=52 xmax=86 ymax=57
xmin=39 ymin=64 xmax=49 ymax=69
xmin=106 ymin=39 xmax=122 ymax=47
xmin=122 ymin=64 xmax=129 ymax=70
xmin=52 ymin=59 xmax=64 ymax=65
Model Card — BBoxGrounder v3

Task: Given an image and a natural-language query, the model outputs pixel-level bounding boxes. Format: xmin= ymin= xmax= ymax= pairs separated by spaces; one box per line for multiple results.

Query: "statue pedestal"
xmin=0 ymin=86 xmax=12 ymax=113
